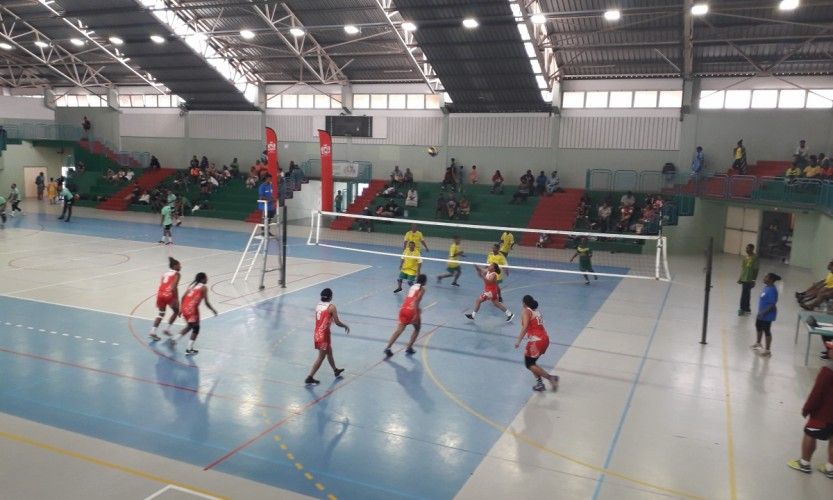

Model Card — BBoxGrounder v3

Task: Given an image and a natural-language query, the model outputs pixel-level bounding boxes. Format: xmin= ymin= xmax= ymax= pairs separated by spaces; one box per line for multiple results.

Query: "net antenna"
xmin=231 ymin=200 xmax=286 ymax=289
xmin=308 ymin=210 xmax=671 ymax=281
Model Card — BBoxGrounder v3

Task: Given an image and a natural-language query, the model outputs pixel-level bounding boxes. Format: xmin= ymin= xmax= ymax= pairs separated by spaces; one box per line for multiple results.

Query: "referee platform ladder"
xmin=231 ymin=201 xmax=284 ymax=289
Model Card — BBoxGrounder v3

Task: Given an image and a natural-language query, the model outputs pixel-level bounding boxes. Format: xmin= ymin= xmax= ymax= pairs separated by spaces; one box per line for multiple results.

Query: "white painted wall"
xmin=0 ymin=96 xmax=54 ymax=122
xmin=0 ymin=141 xmax=65 ymax=196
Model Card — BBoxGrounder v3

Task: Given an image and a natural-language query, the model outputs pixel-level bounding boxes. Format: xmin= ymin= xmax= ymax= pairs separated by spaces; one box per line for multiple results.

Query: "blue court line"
xmin=590 ymin=280 xmax=673 ymax=500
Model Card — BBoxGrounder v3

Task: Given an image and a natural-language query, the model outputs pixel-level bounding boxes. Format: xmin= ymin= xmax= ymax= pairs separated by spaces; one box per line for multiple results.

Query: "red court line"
xmin=202 ymin=321 xmax=449 ymax=471
xmin=0 ymin=346 xmax=287 ymax=411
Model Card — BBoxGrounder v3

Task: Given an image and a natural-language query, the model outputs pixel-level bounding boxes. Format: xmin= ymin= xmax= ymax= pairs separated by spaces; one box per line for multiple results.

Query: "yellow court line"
xmin=716 ymin=280 xmax=739 ymax=500
xmin=420 ymin=328 xmax=704 ymax=500
xmin=0 ymin=430 xmax=229 ymax=500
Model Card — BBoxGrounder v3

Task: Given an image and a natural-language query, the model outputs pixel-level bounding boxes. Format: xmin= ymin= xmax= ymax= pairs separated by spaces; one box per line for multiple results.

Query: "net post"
xmin=701 ymin=236 xmax=714 ymax=345
xmin=280 ymin=204 xmax=287 ymax=288
xmin=258 ymin=200 xmax=269 ymax=291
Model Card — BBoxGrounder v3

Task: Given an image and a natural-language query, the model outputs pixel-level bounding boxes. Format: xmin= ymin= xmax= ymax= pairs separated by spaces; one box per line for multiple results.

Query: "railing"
xmin=586 ymin=167 xmax=833 ymax=215
xmin=1 ymin=120 xmax=150 ymax=169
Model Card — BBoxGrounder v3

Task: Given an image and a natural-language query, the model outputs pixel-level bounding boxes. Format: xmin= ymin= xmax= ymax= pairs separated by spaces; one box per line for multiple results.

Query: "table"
xmin=794 ymin=311 xmax=833 ymax=366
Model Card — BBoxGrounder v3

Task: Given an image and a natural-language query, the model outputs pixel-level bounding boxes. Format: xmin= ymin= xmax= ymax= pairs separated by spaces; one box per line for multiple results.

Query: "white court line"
xmin=0 ymin=235 xmax=104 ymax=256
xmin=144 ymin=484 xmax=222 ymax=500
xmin=0 ymin=241 xmax=167 ymax=275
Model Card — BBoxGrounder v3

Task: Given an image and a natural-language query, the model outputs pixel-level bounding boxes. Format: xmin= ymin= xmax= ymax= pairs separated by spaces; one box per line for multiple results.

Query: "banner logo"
xmin=320 ymin=144 xmax=331 ymax=157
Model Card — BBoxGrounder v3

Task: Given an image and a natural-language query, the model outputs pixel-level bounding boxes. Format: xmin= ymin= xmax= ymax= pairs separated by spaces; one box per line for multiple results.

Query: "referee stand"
xmin=231 ymin=199 xmax=286 ymax=290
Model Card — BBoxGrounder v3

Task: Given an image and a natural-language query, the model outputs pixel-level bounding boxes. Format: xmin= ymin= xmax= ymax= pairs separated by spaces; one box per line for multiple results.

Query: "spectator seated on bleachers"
xmin=138 ymin=191 xmax=150 ymax=205
xmin=405 ymin=187 xmax=419 ymax=207
xmin=545 ymin=171 xmax=562 ymax=195
xmin=457 ymin=196 xmax=471 ymax=218
xmin=245 ymin=169 xmax=258 ymax=189
xmin=490 ymin=170 xmax=504 ymax=194
xmin=535 ymin=171 xmax=548 ymax=195
xmin=435 ymin=193 xmax=447 ymax=218
xmin=509 ymin=179 xmax=531 ymax=204
xmin=446 ymin=194 xmax=458 ymax=219
xmin=404 ymin=168 xmax=414 ymax=186
xmin=617 ymin=204 xmax=634 ymax=232
xmin=536 ymin=233 xmax=551 ymax=248
xmin=124 ymin=169 xmax=135 ymax=182
xmin=785 ymin=163 xmax=802 ymax=185
xmin=576 ymin=193 xmax=592 ymax=221
xmin=469 ymin=165 xmax=479 ymax=184
xmin=381 ymin=184 xmax=404 ymax=199
xmin=200 ymin=155 xmax=209 ymax=170
xmin=593 ymin=199 xmax=613 ymax=232
xmin=804 ymin=156 xmax=823 ymax=179
xmin=794 ymin=139 xmax=808 ymax=169
xmin=441 ymin=167 xmax=457 ymax=192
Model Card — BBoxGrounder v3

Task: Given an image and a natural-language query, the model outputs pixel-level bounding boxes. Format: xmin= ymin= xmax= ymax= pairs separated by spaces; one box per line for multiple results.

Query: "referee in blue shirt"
xmin=258 ymin=173 xmax=276 ymax=222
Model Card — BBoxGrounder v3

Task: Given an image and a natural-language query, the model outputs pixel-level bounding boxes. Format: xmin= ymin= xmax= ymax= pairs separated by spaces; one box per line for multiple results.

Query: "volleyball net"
xmin=307 ymin=211 xmax=671 ymax=281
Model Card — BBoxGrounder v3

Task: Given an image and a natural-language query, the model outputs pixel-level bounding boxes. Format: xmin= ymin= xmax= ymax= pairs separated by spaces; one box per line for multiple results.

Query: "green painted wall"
xmin=663 ymin=199 xmax=727 ymax=254
xmin=0 ymin=141 xmax=65 ymax=195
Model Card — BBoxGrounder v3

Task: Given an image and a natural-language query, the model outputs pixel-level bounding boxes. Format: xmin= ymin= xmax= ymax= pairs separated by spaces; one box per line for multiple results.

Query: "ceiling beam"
xmin=682 ymin=0 xmax=693 ymax=78
xmin=372 ymin=0 xmax=439 ymax=92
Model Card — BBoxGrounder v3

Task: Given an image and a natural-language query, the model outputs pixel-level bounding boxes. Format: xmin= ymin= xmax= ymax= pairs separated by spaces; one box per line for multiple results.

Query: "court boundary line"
xmin=717 ymin=278 xmax=738 ymax=500
xmin=0 ymin=430 xmax=229 ymax=500
xmin=419 ymin=300 xmax=703 ymax=500
xmin=144 ymin=484 xmax=222 ymax=500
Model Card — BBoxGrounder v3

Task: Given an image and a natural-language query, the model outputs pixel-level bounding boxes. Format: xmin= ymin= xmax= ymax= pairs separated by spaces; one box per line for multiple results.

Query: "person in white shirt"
xmin=795 ymin=139 xmax=809 ymax=168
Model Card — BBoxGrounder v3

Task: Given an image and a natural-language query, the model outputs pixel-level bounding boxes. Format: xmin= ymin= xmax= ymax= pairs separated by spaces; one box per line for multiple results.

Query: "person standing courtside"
xmin=58 ymin=184 xmax=74 ymax=222
xmin=738 ymin=244 xmax=759 ymax=316
xmin=8 ymin=183 xmax=21 ymax=216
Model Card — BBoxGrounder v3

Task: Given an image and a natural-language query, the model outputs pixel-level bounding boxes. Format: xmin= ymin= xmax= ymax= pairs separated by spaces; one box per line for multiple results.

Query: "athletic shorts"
xmin=156 ymin=295 xmax=177 ymax=311
xmin=446 ymin=266 xmax=459 ymax=273
xmin=182 ymin=311 xmax=200 ymax=324
xmin=164 ymin=224 xmax=172 ymax=231
xmin=579 ymin=262 xmax=594 ymax=272
xmin=525 ymin=338 xmax=550 ymax=359
xmin=398 ymin=307 xmax=419 ymax=325
xmin=399 ymin=271 xmax=416 ymax=282
xmin=314 ymin=331 xmax=331 ymax=351
xmin=480 ymin=290 xmax=496 ymax=301
xmin=804 ymin=424 xmax=833 ymax=440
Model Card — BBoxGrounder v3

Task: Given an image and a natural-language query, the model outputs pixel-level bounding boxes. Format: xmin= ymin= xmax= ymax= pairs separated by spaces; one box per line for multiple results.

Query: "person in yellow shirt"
xmin=394 ymin=241 xmax=422 ymax=293
xmin=732 ymin=139 xmax=747 ymax=174
xmin=499 ymin=231 xmax=515 ymax=257
xmin=487 ymin=243 xmax=509 ymax=301
xmin=803 ymin=160 xmax=822 ymax=178
xmin=46 ymin=178 xmax=58 ymax=204
xmin=437 ymin=235 xmax=464 ymax=286
xmin=798 ymin=260 xmax=833 ymax=311
xmin=403 ymin=223 xmax=429 ymax=253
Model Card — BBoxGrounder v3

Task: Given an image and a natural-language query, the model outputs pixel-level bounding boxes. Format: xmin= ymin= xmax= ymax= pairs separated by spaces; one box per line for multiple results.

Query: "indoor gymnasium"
xmin=2 ymin=1 xmax=833 ymax=499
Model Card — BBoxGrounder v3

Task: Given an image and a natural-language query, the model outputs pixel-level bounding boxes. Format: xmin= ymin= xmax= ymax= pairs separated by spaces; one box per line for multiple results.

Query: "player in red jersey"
xmin=514 ymin=295 xmax=558 ymax=392
xmin=465 ymin=264 xmax=513 ymax=322
xmin=150 ymin=257 xmax=181 ymax=341
xmin=169 ymin=272 xmax=217 ymax=355
xmin=384 ymin=274 xmax=427 ymax=358
xmin=306 ymin=288 xmax=350 ymax=385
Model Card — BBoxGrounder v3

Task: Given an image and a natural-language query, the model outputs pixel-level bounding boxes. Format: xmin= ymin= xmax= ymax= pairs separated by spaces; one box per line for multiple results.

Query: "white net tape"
xmin=308 ymin=211 xmax=670 ymax=281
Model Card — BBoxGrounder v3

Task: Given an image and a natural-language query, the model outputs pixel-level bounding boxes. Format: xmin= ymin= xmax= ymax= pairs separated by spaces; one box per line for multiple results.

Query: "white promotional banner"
xmin=332 ymin=161 xmax=359 ymax=178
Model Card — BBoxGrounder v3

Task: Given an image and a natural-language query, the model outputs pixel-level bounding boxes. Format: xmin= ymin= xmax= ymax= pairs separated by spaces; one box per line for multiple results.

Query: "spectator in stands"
xmin=405 ymin=187 xmax=418 ymax=207
xmin=690 ymin=146 xmax=705 ymax=179
xmin=795 ymin=139 xmax=809 ymax=168
xmin=381 ymin=184 xmax=403 ymax=198
xmin=82 ymin=116 xmax=91 ymax=138
xmin=576 ymin=193 xmax=591 ymax=221
xmin=138 ymin=191 xmax=150 ymax=205
xmin=490 ymin=170 xmax=504 ymax=194
xmin=436 ymin=193 xmax=447 ymax=217
xmin=805 ymin=156 xmax=823 ymax=178
xmin=442 ymin=167 xmax=456 ymax=192
xmin=509 ymin=178 xmax=531 ymax=204
xmin=446 ymin=194 xmax=458 ymax=219
xmin=458 ymin=163 xmax=465 ymax=187
xmin=617 ymin=203 xmax=634 ymax=232
xmin=620 ymin=191 xmax=636 ymax=207
xmin=458 ymin=196 xmax=471 ymax=217
xmin=149 ymin=155 xmax=161 ymax=170
xmin=820 ymin=153 xmax=830 ymax=168
xmin=662 ymin=162 xmax=677 ymax=187
xmin=785 ymin=163 xmax=802 ymax=185
xmin=545 ymin=171 xmax=562 ymax=195
xmin=825 ymin=162 xmax=833 ymax=180
xmin=75 ymin=160 xmax=85 ymax=175
xmin=469 ymin=165 xmax=478 ymax=184
xmin=230 ymin=157 xmax=240 ymax=174
xmin=190 ymin=155 xmax=199 ymax=169
xmin=521 ymin=170 xmax=534 ymax=187
xmin=245 ymin=169 xmax=258 ymax=189
xmin=376 ymin=204 xmax=394 ymax=218
xmin=404 ymin=168 xmax=414 ymax=186
xmin=797 ymin=260 xmax=833 ymax=312
xmin=535 ymin=171 xmax=548 ymax=196
xmin=335 ymin=190 xmax=343 ymax=213
xmin=732 ymin=140 xmax=747 ymax=174
xmin=199 ymin=156 xmax=209 ymax=170
xmin=357 ymin=206 xmax=373 ymax=232
xmin=125 ymin=170 xmax=135 ymax=182
xmin=596 ymin=199 xmax=612 ymax=232
xmin=391 ymin=166 xmax=404 ymax=187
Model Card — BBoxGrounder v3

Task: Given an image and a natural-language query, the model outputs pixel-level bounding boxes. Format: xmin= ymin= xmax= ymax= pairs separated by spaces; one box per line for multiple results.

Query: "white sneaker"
xmin=759 ymin=349 xmax=771 ymax=357
xmin=750 ymin=343 xmax=762 ymax=350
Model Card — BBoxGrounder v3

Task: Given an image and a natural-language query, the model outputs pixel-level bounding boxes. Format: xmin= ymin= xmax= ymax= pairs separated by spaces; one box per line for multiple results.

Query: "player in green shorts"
xmin=394 ymin=241 xmax=422 ymax=293
xmin=570 ymin=237 xmax=598 ymax=285
xmin=159 ymin=202 xmax=174 ymax=245
xmin=437 ymin=235 xmax=464 ymax=286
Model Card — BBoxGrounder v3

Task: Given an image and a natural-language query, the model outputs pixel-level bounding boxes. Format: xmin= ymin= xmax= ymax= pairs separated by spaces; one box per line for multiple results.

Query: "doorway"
xmin=759 ymin=210 xmax=793 ymax=262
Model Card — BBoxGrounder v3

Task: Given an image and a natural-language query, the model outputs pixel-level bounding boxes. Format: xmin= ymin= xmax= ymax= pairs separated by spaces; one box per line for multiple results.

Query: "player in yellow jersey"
xmin=437 ymin=235 xmax=464 ymax=286
xmin=394 ymin=240 xmax=422 ymax=293
xmin=499 ymin=231 xmax=515 ymax=257
xmin=403 ymin=223 xmax=429 ymax=253
xmin=487 ymin=243 xmax=508 ymax=301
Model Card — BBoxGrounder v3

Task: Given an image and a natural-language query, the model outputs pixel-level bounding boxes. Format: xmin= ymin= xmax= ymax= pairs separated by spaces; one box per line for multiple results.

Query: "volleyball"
xmin=427 ymin=146 xmax=439 ymax=157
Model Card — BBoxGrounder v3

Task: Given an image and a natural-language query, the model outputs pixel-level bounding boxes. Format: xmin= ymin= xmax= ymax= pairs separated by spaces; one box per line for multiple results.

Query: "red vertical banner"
xmin=265 ymin=127 xmax=279 ymax=202
xmin=318 ymin=129 xmax=333 ymax=212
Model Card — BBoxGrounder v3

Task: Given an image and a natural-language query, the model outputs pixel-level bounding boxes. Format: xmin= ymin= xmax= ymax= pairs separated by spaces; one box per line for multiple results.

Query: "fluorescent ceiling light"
xmin=779 ymin=0 xmax=799 ymax=10
xmin=691 ymin=4 xmax=709 ymax=15
xmin=603 ymin=9 xmax=621 ymax=21
xmin=0 ymin=42 xmax=13 ymax=51
xmin=140 ymin=0 xmax=156 ymax=6
xmin=530 ymin=13 xmax=547 ymax=24
xmin=34 ymin=40 xmax=49 ymax=48
xmin=462 ymin=18 xmax=479 ymax=28
xmin=289 ymin=27 xmax=305 ymax=37
xmin=150 ymin=34 xmax=165 ymax=44
xmin=69 ymin=37 xmax=85 ymax=46
xmin=344 ymin=25 xmax=360 ymax=35
xmin=108 ymin=36 xmax=124 ymax=45
xmin=239 ymin=29 xmax=255 ymax=40
xmin=402 ymin=21 xmax=417 ymax=32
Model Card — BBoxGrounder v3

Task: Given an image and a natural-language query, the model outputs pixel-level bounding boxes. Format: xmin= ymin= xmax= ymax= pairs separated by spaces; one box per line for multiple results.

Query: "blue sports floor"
xmin=2 ymin=208 xmax=831 ymax=500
